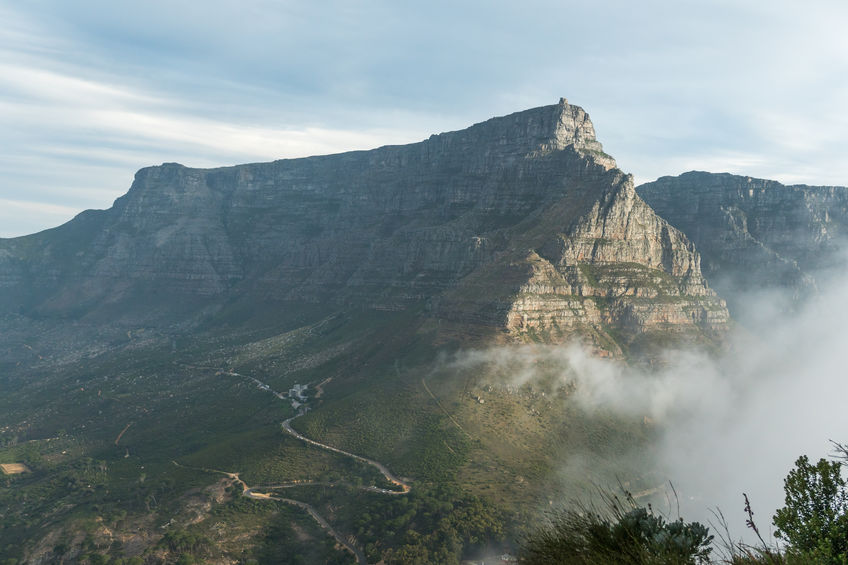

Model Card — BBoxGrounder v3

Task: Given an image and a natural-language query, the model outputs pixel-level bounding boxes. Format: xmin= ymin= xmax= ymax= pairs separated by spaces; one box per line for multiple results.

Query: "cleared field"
xmin=0 ymin=463 xmax=31 ymax=475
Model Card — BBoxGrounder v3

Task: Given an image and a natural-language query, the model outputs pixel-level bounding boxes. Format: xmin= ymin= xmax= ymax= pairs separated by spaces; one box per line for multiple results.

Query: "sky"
xmin=2 ymin=0 xmax=848 ymax=237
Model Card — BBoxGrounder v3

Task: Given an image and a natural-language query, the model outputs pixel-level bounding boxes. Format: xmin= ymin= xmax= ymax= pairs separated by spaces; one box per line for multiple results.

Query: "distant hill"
xmin=638 ymin=171 xmax=848 ymax=316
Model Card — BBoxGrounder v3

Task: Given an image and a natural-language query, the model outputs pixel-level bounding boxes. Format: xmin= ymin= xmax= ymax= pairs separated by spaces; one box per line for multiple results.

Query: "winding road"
xmin=176 ymin=370 xmax=411 ymax=565
xmin=281 ymin=417 xmax=410 ymax=494
xmin=172 ymin=462 xmax=368 ymax=564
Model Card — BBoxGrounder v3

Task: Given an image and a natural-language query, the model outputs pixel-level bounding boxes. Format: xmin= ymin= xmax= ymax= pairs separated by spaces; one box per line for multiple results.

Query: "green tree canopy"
xmin=773 ymin=454 xmax=848 ymax=563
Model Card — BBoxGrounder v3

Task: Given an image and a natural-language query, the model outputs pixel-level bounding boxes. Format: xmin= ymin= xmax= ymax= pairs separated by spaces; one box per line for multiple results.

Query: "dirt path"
xmin=421 ymin=377 xmax=473 ymax=439
xmin=271 ymin=496 xmax=367 ymax=565
xmin=281 ymin=417 xmax=410 ymax=494
xmin=173 ymin=461 xmax=366 ymax=564
xmin=222 ymin=370 xmax=288 ymax=400
xmin=313 ymin=377 xmax=332 ymax=399
xmin=175 ymin=370 xmax=414 ymax=564
xmin=256 ymin=480 xmax=405 ymax=496
xmin=114 ymin=422 xmax=133 ymax=446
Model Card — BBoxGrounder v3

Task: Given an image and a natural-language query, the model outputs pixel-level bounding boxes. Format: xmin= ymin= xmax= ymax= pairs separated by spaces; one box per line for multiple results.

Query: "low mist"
xmin=448 ymin=256 xmax=848 ymax=543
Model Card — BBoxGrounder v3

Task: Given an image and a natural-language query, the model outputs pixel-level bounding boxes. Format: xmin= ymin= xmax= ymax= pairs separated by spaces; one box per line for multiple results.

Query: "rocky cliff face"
xmin=0 ymin=100 xmax=728 ymax=353
xmin=637 ymin=172 xmax=848 ymax=312
xmin=435 ymin=161 xmax=728 ymax=353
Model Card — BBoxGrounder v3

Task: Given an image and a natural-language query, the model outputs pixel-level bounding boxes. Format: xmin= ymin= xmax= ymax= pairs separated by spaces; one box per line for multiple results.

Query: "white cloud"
xmin=1 ymin=0 xmax=848 ymax=236
xmin=448 ymin=267 xmax=848 ymax=542
xmin=0 ymin=199 xmax=82 ymax=237
xmin=0 ymin=49 xmax=428 ymax=239
xmin=0 ymin=198 xmax=80 ymax=217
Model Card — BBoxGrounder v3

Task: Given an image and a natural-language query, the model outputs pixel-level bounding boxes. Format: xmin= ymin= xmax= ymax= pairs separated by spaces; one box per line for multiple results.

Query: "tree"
xmin=773 ymin=454 xmax=848 ymax=563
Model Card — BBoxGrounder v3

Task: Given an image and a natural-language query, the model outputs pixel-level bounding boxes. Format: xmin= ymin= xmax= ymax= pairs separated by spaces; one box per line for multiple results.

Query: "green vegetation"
xmin=278 ymin=484 xmax=505 ymax=564
xmin=521 ymin=445 xmax=848 ymax=565
xmin=773 ymin=451 xmax=848 ymax=563
xmin=521 ymin=493 xmax=713 ymax=564
xmin=254 ymin=515 xmax=356 ymax=565
xmin=578 ymin=262 xmax=679 ymax=294
xmin=5 ymin=296 xmax=830 ymax=564
xmin=0 ymin=310 xmax=518 ymax=563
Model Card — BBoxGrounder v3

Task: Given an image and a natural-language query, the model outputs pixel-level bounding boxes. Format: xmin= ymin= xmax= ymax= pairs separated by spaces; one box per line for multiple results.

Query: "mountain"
xmin=0 ymin=99 xmax=727 ymax=357
xmin=637 ymin=171 xmax=848 ymax=314
xmin=0 ymin=99 xmax=737 ymax=564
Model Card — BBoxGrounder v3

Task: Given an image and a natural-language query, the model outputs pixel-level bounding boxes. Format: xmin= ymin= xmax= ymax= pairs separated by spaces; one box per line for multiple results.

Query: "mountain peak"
xmin=5 ymin=98 xmax=718 ymax=350
xmin=413 ymin=99 xmax=616 ymax=173
xmin=465 ymin=98 xmax=616 ymax=169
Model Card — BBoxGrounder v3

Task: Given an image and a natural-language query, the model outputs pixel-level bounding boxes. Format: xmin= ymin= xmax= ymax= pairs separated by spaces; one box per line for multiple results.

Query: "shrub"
xmin=772 ymin=454 xmax=848 ymax=563
xmin=521 ymin=492 xmax=713 ymax=564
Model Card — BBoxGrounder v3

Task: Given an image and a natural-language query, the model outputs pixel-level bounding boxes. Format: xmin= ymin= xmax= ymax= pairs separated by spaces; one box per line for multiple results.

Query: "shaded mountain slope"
xmin=0 ymin=99 xmax=727 ymax=355
xmin=637 ymin=171 xmax=848 ymax=314
xmin=0 ymin=99 xmax=736 ymax=564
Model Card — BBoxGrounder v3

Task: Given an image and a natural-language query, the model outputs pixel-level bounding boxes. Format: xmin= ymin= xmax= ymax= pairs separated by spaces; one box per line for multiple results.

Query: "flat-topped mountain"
xmin=8 ymin=99 xmax=833 ymax=565
xmin=0 ymin=99 xmax=727 ymax=354
xmin=638 ymin=171 xmax=848 ymax=314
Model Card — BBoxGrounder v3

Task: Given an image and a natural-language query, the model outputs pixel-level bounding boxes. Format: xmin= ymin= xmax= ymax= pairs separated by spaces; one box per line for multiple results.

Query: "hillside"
xmin=0 ymin=100 xmax=727 ymax=358
xmin=637 ymin=171 xmax=848 ymax=315
xmin=0 ymin=100 xmax=731 ymax=564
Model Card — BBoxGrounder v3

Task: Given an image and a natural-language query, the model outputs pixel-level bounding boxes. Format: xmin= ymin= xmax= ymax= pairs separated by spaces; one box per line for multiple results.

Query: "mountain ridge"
xmin=637 ymin=170 xmax=848 ymax=316
xmin=0 ymin=99 xmax=726 ymax=356
xmin=4 ymin=100 xmax=846 ymax=564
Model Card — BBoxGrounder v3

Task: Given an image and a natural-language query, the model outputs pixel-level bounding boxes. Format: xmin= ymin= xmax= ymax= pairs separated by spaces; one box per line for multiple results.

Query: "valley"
xmin=1 ymin=99 xmax=845 ymax=564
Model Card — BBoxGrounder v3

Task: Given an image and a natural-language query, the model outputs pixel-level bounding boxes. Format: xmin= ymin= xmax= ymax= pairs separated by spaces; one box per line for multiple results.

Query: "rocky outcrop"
xmin=0 ymin=100 xmax=728 ymax=353
xmin=436 ymin=164 xmax=728 ymax=353
xmin=637 ymin=172 xmax=848 ymax=312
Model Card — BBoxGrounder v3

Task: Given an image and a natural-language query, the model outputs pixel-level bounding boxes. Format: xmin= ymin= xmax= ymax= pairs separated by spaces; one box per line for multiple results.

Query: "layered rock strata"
xmin=435 ymin=162 xmax=728 ymax=351
xmin=0 ymin=100 xmax=728 ymax=352
xmin=637 ymin=172 xmax=848 ymax=311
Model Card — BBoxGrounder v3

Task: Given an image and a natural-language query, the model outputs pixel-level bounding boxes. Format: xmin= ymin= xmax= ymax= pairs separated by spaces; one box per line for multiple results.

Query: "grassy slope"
xmin=0 ymin=303 xmax=660 ymax=564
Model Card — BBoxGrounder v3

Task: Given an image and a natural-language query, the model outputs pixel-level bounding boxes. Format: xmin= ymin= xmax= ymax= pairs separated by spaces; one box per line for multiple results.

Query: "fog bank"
xmin=449 ymin=258 xmax=848 ymax=542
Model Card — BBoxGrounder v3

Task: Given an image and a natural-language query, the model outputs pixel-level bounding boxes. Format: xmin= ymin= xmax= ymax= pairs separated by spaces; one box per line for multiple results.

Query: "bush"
xmin=772 ymin=454 xmax=848 ymax=563
xmin=521 ymin=492 xmax=713 ymax=564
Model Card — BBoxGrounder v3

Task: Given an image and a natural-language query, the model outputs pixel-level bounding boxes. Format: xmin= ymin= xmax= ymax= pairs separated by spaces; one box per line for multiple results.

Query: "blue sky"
xmin=2 ymin=0 xmax=847 ymax=237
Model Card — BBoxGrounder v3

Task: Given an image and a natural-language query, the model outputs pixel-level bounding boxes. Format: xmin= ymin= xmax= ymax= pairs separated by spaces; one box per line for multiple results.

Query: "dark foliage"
xmin=772 ymin=454 xmax=848 ymax=564
xmin=521 ymin=492 xmax=713 ymax=564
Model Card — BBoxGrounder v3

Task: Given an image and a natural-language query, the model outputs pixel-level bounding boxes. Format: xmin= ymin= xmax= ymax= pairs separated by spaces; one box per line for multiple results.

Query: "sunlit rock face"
xmin=637 ymin=171 xmax=848 ymax=315
xmin=0 ymin=100 xmax=727 ymax=353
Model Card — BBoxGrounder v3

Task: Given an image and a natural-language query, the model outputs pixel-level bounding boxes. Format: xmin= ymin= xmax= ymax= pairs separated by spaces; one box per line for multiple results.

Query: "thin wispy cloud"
xmin=1 ymin=0 xmax=847 ymax=236
xmin=0 ymin=198 xmax=82 ymax=239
